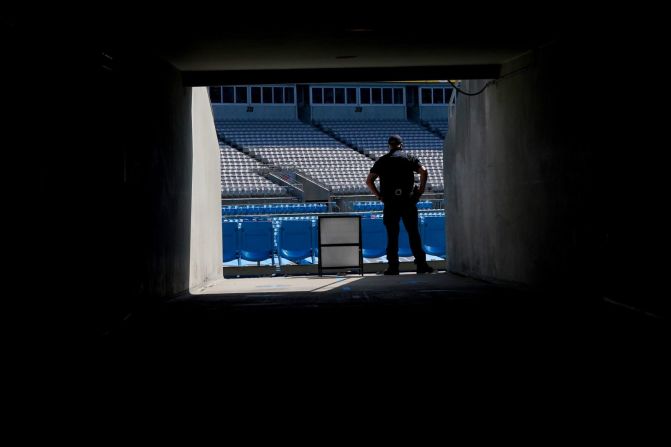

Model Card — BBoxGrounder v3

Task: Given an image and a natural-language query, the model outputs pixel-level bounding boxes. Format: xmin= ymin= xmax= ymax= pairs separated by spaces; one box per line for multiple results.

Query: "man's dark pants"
xmin=382 ymin=199 xmax=427 ymax=268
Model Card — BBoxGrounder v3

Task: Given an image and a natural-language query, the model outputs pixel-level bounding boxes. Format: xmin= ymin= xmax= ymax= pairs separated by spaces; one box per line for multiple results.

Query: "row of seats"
xmin=221 ymin=186 xmax=286 ymax=198
xmin=219 ymin=143 xmax=290 ymax=198
xmin=318 ymin=119 xmax=445 ymax=151
xmin=222 ymin=215 xmax=446 ymax=266
xmin=217 ymin=119 xmax=447 ymax=198
xmin=422 ymin=119 xmax=448 ymax=137
xmin=351 ymin=201 xmax=433 ymax=211
xmin=217 ymin=120 xmax=374 ymax=195
xmin=222 ymin=203 xmax=329 ymax=215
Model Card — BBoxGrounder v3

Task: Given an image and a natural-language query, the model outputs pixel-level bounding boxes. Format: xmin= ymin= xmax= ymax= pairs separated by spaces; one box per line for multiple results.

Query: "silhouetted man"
xmin=366 ymin=135 xmax=434 ymax=275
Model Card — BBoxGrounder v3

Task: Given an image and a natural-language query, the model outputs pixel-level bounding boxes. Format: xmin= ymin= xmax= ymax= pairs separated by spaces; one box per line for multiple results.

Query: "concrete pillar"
xmin=189 ymin=87 xmax=224 ymax=290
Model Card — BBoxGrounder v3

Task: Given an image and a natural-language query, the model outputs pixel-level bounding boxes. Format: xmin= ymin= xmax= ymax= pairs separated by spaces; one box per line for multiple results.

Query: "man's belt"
xmin=392 ymin=188 xmax=413 ymax=198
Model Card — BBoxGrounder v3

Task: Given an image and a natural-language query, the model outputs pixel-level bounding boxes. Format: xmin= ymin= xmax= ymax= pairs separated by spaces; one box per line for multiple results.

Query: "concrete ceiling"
xmin=6 ymin=8 xmax=567 ymax=84
xmin=160 ymin=29 xmax=541 ymax=72
xmin=150 ymin=19 xmax=559 ymax=85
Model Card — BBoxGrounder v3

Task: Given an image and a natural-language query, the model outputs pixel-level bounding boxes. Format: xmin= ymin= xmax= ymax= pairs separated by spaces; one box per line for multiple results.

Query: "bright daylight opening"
xmin=214 ymin=81 xmax=453 ymax=280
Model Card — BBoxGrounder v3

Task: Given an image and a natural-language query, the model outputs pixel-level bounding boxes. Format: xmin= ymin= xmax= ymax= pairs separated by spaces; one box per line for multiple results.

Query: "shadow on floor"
xmin=100 ymin=273 xmax=666 ymax=381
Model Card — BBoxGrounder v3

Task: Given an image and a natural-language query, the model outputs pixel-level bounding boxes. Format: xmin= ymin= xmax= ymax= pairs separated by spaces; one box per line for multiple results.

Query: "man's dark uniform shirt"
xmin=370 ymin=149 xmax=420 ymax=201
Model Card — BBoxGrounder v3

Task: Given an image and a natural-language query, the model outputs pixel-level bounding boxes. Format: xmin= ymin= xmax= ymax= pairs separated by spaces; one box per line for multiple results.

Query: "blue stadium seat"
xmin=312 ymin=221 xmax=319 ymax=257
xmin=222 ymin=222 xmax=240 ymax=264
xmin=361 ymin=218 xmax=387 ymax=258
xmin=278 ymin=220 xmax=314 ymax=265
xmin=421 ymin=216 xmax=446 ymax=257
xmin=240 ymin=221 xmax=275 ymax=265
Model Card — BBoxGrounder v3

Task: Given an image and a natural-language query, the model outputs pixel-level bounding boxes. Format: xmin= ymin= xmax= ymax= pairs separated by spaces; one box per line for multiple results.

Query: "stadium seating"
xmin=278 ymin=220 xmax=314 ymax=265
xmin=240 ymin=221 xmax=275 ymax=265
xmin=361 ymin=217 xmax=387 ymax=258
xmin=216 ymin=115 xmax=447 ymax=267
xmin=217 ymin=118 xmax=447 ymax=197
xmin=317 ymin=120 xmax=445 ymax=193
xmin=222 ymin=221 xmax=240 ymax=264
xmin=420 ymin=215 xmax=446 ymax=257
xmin=222 ymin=202 xmax=328 ymax=216
xmin=219 ymin=143 xmax=288 ymax=198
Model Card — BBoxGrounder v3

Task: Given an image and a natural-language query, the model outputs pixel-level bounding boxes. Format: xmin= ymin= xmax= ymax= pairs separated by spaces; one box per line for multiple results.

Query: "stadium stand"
xmin=219 ymin=143 xmax=288 ymax=198
xmin=216 ymin=120 xmax=373 ymax=195
xmin=420 ymin=119 xmax=449 ymax=138
xmin=213 ymin=83 xmax=450 ymax=269
xmin=316 ymin=119 xmax=445 ymax=192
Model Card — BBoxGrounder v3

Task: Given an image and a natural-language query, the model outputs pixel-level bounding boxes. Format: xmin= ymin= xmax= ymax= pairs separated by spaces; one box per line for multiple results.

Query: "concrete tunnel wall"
xmin=190 ymin=87 xmax=224 ymax=290
xmin=118 ymin=66 xmax=222 ymax=298
xmin=445 ymin=41 xmax=609 ymax=290
xmin=126 ymin=61 xmax=194 ymax=299
xmin=51 ymin=55 xmax=225 ymax=334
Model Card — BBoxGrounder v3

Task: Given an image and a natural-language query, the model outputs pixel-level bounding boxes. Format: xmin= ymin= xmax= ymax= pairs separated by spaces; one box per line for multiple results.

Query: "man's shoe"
xmin=416 ymin=263 xmax=435 ymax=274
xmin=383 ymin=267 xmax=399 ymax=275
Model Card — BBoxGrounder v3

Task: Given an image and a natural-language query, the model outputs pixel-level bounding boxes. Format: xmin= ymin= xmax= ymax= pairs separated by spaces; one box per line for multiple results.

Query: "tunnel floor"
xmin=72 ymin=270 xmax=667 ymax=415
xmin=99 ymin=272 xmax=666 ymax=379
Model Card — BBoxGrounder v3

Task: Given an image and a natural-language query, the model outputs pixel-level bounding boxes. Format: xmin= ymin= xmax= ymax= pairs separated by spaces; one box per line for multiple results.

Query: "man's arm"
xmin=366 ymin=172 xmax=382 ymax=201
xmin=415 ymin=165 xmax=428 ymax=197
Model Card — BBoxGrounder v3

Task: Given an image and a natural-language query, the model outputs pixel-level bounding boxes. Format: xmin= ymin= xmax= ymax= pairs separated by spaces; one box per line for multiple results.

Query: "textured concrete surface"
xmin=101 ymin=272 xmax=666 ymax=381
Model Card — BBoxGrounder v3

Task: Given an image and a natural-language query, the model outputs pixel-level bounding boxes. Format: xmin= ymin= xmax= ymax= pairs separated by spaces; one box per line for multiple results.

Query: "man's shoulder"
xmin=405 ymin=152 xmax=421 ymax=165
xmin=370 ymin=154 xmax=386 ymax=172
xmin=373 ymin=153 xmax=390 ymax=165
xmin=390 ymin=150 xmax=415 ymax=159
